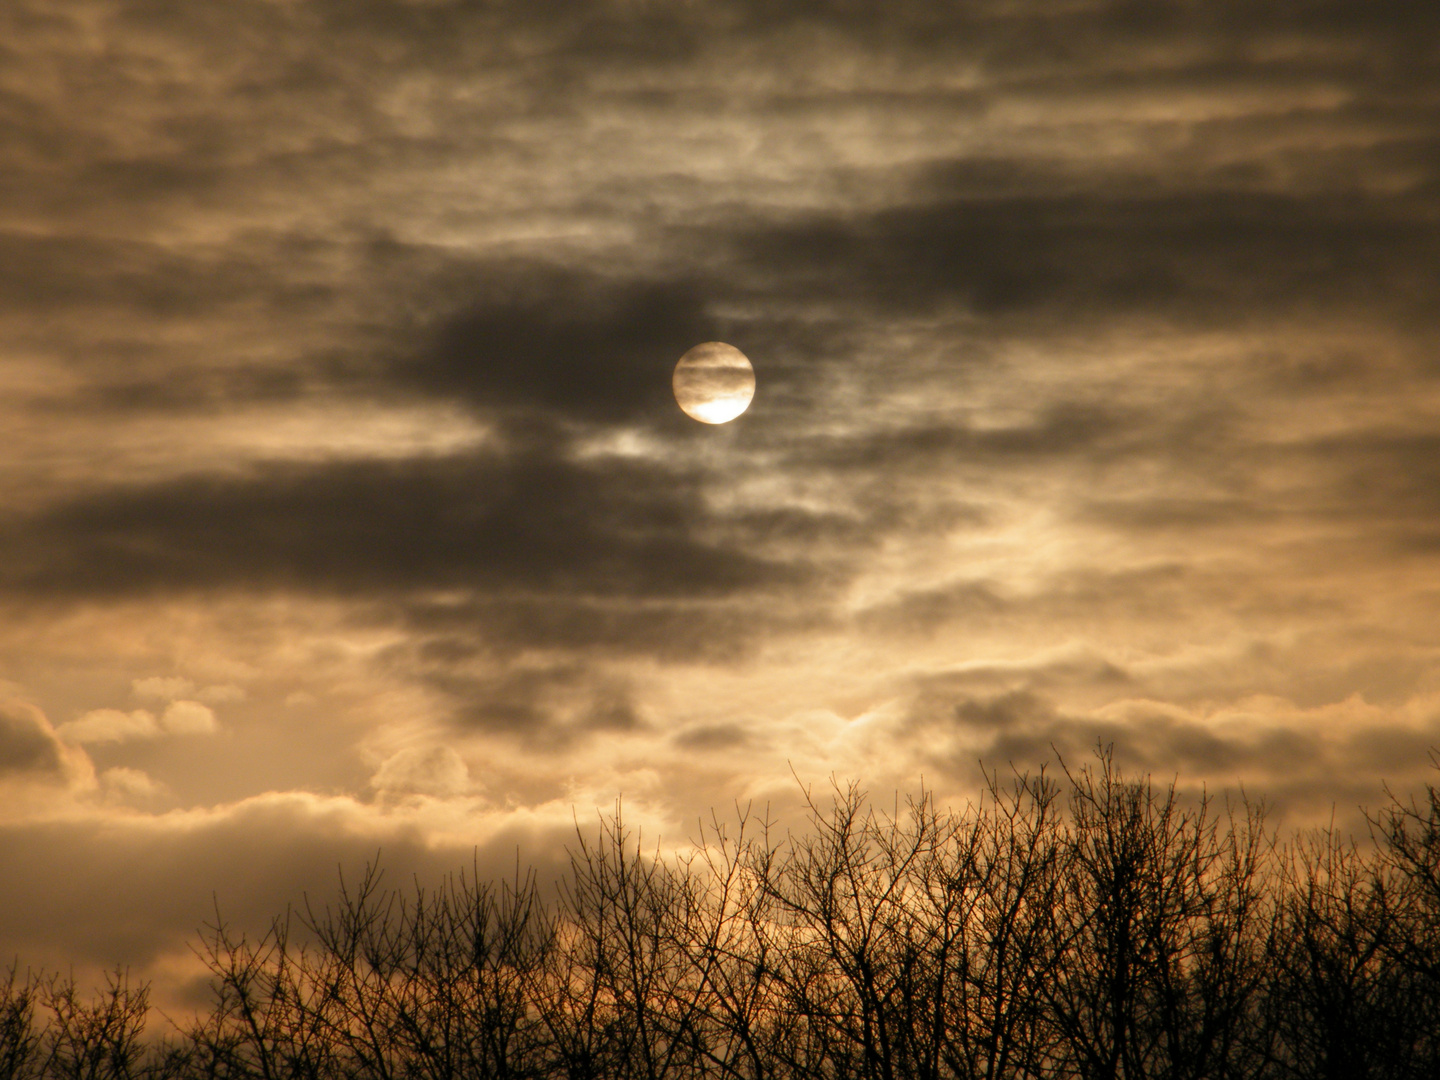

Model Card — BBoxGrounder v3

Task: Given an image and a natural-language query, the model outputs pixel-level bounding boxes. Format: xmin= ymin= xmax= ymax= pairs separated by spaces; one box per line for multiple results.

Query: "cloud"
xmin=101 ymin=766 xmax=165 ymax=802
xmin=400 ymin=594 xmax=806 ymax=664
xmin=197 ymin=683 xmax=247 ymax=704
xmin=56 ymin=709 xmax=160 ymax=745
xmin=0 ymin=450 xmax=807 ymax=606
xmin=395 ymin=267 xmax=721 ymax=427
xmin=132 ymin=676 xmax=196 ymax=701
xmin=0 ymin=791 xmax=578 ymax=975
xmin=672 ymin=722 xmax=751 ymax=751
xmin=722 ymin=189 xmax=1440 ymax=328
xmin=55 ymin=701 xmax=217 ymax=744
xmin=890 ymin=682 xmax=1440 ymax=825
xmin=0 ymin=700 xmax=67 ymax=780
xmin=160 ymin=700 xmax=218 ymax=736
xmin=437 ymin=664 xmax=648 ymax=743
xmin=370 ymin=746 xmax=472 ymax=798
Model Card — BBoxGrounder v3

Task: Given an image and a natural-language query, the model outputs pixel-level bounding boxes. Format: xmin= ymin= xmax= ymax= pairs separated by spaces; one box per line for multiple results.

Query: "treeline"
xmin=4 ymin=749 xmax=1440 ymax=1080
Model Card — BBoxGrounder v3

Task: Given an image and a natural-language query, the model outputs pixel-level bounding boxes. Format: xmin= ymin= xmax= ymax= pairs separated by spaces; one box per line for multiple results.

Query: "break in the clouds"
xmin=3 ymin=0 xmax=1440 ymax=1014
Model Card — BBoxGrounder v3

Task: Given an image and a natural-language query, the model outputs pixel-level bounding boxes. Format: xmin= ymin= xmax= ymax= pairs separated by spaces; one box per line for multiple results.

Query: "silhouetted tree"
xmin=946 ymin=767 xmax=1066 ymax=1080
xmin=1041 ymin=748 xmax=1275 ymax=1080
xmin=533 ymin=807 xmax=711 ymax=1080
xmin=37 ymin=969 xmax=153 ymax=1080
xmin=1266 ymin=825 xmax=1422 ymax=1078
xmin=1 ymin=961 xmax=41 ymax=1080
xmin=1372 ymin=755 xmax=1440 ymax=996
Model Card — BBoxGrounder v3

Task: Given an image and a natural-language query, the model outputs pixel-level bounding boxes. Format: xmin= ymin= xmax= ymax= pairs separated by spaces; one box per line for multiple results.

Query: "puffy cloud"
xmin=56 ymin=709 xmax=159 ymax=745
xmin=55 ymin=701 xmax=217 ymax=744
xmin=101 ymin=767 xmax=165 ymax=802
xmin=160 ymin=700 xmax=218 ymax=736
xmin=134 ymin=676 xmax=248 ymax=706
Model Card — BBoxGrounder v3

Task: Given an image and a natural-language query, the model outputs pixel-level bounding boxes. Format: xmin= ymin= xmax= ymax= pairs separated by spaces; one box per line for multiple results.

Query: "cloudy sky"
xmin=3 ymin=0 xmax=1440 ymax=1009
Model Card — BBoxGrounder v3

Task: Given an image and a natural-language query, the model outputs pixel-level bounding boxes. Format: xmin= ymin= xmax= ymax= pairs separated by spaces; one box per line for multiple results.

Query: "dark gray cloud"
xmin=400 ymin=592 xmax=826 ymax=664
xmin=919 ymin=687 xmax=1353 ymax=797
xmin=0 ymin=450 xmax=801 ymax=602
xmin=722 ymin=190 xmax=1440 ymax=327
xmin=0 ymin=701 xmax=65 ymax=780
xmin=895 ymin=678 xmax=1440 ymax=835
xmin=396 ymin=268 xmax=721 ymax=426
xmin=672 ymin=722 xmax=751 ymax=751
xmin=426 ymin=662 xmax=644 ymax=741
xmin=0 ymin=795 xmax=577 ymax=971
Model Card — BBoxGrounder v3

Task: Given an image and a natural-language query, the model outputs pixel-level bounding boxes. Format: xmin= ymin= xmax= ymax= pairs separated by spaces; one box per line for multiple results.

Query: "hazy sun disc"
xmin=673 ymin=342 xmax=755 ymax=424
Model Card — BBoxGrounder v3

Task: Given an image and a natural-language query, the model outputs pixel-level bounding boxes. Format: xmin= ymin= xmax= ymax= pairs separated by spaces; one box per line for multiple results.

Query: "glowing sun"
xmin=673 ymin=342 xmax=755 ymax=424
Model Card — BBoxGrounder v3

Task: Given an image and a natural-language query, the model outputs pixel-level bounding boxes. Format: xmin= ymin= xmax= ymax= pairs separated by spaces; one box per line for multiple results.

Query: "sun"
xmin=673 ymin=342 xmax=755 ymax=424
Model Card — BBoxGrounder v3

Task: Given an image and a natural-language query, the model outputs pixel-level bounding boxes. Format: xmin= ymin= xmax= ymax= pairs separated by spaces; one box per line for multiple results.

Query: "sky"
xmin=3 ymin=0 xmax=1440 ymax=1011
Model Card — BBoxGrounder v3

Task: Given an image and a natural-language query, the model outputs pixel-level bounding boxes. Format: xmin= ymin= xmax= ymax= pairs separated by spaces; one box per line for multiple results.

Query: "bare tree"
xmin=1 ymin=961 xmax=41 ymax=1080
xmin=1266 ymin=815 xmax=1437 ymax=1080
xmin=1371 ymin=756 xmax=1440 ymax=992
xmin=1042 ymin=747 xmax=1276 ymax=1080
xmin=189 ymin=858 xmax=552 ymax=1080
xmin=34 ymin=969 xmax=152 ymax=1080
xmin=749 ymin=777 xmax=1023 ymax=1080
xmin=528 ymin=805 xmax=715 ymax=1080
xmin=188 ymin=903 xmax=342 ymax=1080
xmin=301 ymin=858 xmax=550 ymax=1080
xmin=945 ymin=767 xmax=1066 ymax=1080
xmin=664 ymin=803 xmax=783 ymax=1080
